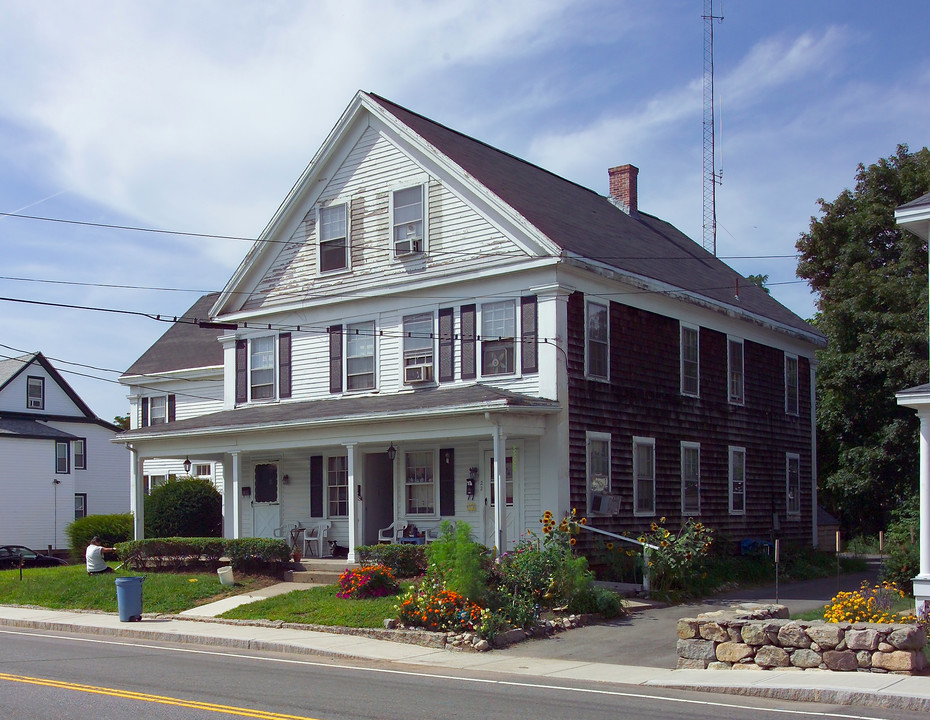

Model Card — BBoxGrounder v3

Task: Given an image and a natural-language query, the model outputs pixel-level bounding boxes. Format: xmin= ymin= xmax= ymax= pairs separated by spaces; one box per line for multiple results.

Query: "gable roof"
xmin=0 ymin=352 xmax=95 ymax=419
xmin=366 ymin=93 xmax=820 ymax=341
xmin=121 ymin=293 xmax=225 ymax=378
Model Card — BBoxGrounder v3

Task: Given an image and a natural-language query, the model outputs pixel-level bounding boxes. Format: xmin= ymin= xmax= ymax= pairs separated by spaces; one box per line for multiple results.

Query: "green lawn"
xmin=0 ymin=563 xmax=275 ymax=614
xmin=219 ymin=584 xmax=410 ymax=627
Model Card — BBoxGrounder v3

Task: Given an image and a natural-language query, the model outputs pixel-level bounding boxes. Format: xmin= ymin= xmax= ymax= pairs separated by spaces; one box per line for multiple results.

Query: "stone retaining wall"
xmin=677 ymin=604 xmax=927 ymax=675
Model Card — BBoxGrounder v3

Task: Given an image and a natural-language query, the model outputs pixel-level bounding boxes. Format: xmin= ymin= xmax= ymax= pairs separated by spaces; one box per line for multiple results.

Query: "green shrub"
xmin=144 ymin=477 xmax=222 ymax=538
xmin=639 ymin=518 xmax=713 ymax=601
xmin=569 ymin=585 xmax=626 ymax=618
xmin=66 ymin=513 xmax=133 ymax=560
xmin=115 ymin=537 xmax=289 ymax=574
xmin=355 ymin=543 xmax=426 ymax=577
xmin=336 ymin=565 xmax=399 ymax=599
xmin=425 ymin=521 xmax=488 ymax=602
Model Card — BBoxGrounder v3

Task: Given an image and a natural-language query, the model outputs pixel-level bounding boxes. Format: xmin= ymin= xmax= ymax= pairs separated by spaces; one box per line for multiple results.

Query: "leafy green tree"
xmin=796 ymin=144 xmax=930 ymax=534
xmin=112 ymin=415 xmax=130 ymax=430
xmin=744 ymin=274 xmax=770 ymax=293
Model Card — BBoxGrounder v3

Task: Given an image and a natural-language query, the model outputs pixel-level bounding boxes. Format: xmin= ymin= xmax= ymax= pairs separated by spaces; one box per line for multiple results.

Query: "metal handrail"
xmin=576 ymin=523 xmax=658 ymax=593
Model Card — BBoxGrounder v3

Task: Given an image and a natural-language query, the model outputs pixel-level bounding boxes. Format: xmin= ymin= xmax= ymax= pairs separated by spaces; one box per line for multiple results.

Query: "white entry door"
xmin=484 ymin=451 xmax=519 ymax=552
xmin=252 ymin=463 xmax=280 ymax=538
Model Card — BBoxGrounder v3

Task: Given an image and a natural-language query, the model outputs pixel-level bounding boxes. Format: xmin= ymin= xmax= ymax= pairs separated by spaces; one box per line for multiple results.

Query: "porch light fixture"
xmin=386 ymin=443 xmax=397 ymax=461
xmin=183 ymin=457 xmax=192 ymax=474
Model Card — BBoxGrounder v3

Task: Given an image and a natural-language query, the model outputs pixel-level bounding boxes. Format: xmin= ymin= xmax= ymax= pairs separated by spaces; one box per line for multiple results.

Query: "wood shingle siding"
xmin=566 ymin=291 xmax=812 ymax=546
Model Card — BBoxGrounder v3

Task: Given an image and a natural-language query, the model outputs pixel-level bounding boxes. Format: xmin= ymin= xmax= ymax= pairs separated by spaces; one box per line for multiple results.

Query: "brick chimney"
xmin=608 ymin=164 xmax=638 ymax=215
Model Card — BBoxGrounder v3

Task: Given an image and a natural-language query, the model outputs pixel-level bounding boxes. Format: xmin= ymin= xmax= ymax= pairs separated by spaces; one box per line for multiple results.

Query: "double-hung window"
xmin=328 ymin=456 xmax=348 ymax=517
xmin=785 ymin=354 xmax=799 ymax=415
xmin=27 ymin=376 xmax=44 ymax=409
xmin=728 ymin=337 xmax=745 ymax=404
xmin=586 ymin=301 xmax=609 ymax=380
xmin=481 ymin=300 xmax=515 ymax=375
xmin=346 ymin=321 xmax=376 ymax=390
xmin=405 ymin=450 xmax=435 ymax=514
xmin=587 ymin=432 xmax=611 ymax=513
xmin=150 ymin=396 xmax=168 ymax=425
xmin=74 ymin=493 xmax=87 ymax=520
xmin=319 ymin=203 xmax=348 ymax=272
xmin=403 ymin=313 xmax=434 ymax=384
xmin=55 ymin=440 xmax=69 ymax=474
xmin=393 ymin=185 xmax=424 ymax=255
xmin=73 ymin=439 xmax=86 ymax=470
xmin=680 ymin=324 xmax=699 ymax=396
xmin=729 ymin=446 xmax=746 ymax=514
xmin=250 ymin=336 xmax=276 ymax=400
xmin=681 ymin=442 xmax=700 ymax=514
xmin=633 ymin=436 xmax=655 ymax=516
xmin=786 ymin=453 xmax=801 ymax=516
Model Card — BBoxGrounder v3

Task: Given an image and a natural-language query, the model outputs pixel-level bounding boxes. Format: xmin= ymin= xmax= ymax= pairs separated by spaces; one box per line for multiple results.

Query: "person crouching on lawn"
xmin=85 ymin=536 xmax=116 ymax=574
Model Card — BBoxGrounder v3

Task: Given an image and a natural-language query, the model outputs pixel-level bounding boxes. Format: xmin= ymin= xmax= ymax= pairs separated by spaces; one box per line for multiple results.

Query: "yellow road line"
xmin=0 ymin=673 xmax=316 ymax=720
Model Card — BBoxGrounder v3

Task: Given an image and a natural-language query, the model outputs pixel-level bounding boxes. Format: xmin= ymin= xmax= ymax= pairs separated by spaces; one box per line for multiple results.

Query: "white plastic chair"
xmin=302 ymin=520 xmax=332 ymax=557
xmin=378 ymin=520 xmax=401 ymax=543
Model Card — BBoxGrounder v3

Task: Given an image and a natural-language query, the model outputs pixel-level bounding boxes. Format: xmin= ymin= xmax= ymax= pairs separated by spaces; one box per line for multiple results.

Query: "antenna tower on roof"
xmin=703 ymin=0 xmax=724 ymax=255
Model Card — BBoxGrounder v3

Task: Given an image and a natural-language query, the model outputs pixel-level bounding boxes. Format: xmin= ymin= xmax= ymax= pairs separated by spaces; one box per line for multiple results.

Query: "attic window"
xmin=319 ymin=203 xmax=348 ymax=272
xmin=393 ymin=185 xmax=424 ymax=255
xmin=27 ymin=376 xmax=45 ymax=410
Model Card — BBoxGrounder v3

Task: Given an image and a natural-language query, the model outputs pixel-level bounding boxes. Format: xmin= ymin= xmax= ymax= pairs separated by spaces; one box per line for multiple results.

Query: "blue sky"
xmin=1 ymin=0 xmax=928 ymax=422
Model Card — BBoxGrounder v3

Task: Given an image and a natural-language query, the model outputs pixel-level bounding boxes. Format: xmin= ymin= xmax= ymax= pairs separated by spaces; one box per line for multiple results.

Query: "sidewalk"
xmin=1 ymin=599 xmax=929 ymax=713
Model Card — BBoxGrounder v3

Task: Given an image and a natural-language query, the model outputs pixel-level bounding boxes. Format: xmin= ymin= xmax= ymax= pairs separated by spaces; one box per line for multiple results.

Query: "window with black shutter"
xmin=141 ymin=397 xmax=149 ymax=427
xmin=329 ymin=325 xmax=343 ymax=393
xmin=438 ymin=307 xmax=454 ymax=382
xmin=167 ymin=394 xmax=176 ymax=422
xmin=310 ymin=455 xmax=323 ymax=517
xmin=279 ymin=333 xmax=292 ymax=398
xmin=235 ymin=339 xmax=248 ymax=404
xmin=521 ymin=295 xmax=538 ymax=374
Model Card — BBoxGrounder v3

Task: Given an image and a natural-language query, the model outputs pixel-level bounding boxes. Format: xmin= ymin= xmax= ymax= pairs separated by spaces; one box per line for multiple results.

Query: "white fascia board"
xmin=119 ymin=366 xmax=223 ymax=387
xmin=361 ymin=94 xmax=562 ymax=259
xmin=895 ymin=205 xmax=930 ymax=241
xmin=896 ymin=389 xmax=930 ymax=410
xmin=212 ymin=93 xmax=372 ymax=318
xmin=561 ymin=255 xmax=827 ymax=351
xmin=217 ymin=256 xmax=560 ymax=324
xmin=111 ymin=399 xmax=559 ymax=444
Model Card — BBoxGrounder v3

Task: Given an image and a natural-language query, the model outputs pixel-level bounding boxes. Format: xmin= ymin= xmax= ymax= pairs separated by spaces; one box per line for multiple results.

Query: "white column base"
xmin=913 ymin=576 xmax=930 ymax=618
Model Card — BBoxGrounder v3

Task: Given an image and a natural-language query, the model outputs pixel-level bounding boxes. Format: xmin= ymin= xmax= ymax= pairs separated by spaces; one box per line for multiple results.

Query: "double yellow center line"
xmin=0 ymin=673 xmax=317 ymax=719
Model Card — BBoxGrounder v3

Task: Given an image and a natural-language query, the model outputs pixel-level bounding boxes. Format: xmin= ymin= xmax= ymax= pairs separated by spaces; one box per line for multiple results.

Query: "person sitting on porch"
xmin=85 ymin=537 xmax=116 ymax=574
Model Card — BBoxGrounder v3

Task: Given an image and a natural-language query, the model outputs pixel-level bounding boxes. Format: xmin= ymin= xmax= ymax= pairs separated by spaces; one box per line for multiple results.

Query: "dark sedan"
xmin=0 ymin=545 xmax=68 ymax=570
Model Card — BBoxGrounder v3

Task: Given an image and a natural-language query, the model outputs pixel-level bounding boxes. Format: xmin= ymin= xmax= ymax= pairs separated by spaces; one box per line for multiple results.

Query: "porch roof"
xmin=114 ymin=384 xmax=560 ymax=442
xmin=0 ymin=417 xmax=82 ymax=441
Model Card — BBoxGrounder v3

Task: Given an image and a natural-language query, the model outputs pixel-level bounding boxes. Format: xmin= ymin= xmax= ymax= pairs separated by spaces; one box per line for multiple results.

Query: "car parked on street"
xmin=0 ymin=545 xmax=68 ymax=570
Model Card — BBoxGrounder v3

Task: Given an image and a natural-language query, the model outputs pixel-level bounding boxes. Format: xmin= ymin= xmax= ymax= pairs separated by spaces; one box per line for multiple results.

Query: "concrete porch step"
xmin=285 ymin=558 xmax=358 ymax=584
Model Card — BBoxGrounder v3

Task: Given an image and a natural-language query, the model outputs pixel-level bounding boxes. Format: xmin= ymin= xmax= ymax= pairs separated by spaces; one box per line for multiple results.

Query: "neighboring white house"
xmin=117 ymin=91 xmax=824 ymax=562
xmin=894 ymin=189 xmax=930 ymax=616
xmin=0 ymin=352 xmax=128 ymax=552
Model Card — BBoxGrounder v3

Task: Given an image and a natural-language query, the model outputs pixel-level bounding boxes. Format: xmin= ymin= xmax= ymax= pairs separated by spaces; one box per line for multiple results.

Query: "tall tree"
xmin=797 ymin=145 xmax=930 ymax=534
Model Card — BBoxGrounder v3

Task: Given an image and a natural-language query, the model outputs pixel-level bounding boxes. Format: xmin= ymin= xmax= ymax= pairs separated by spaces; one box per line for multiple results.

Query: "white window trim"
xmin=249 ymin=335 xmax=277 ymax=402
xmin=479 ymin=300 xmax=518 ymax=378
xmin=785 ymin=353 xmax=799 ymax=416
xmin=345 ymin=320 xmax=377 ymax=392
xmin=26 ymin=375 xmax=45 ymax=410
xmin=786 ymin=452 xmax=801 ymax=516
xmin=389 ymin=181 xmax=428 ymax=257
xmin=403 ymin=448 xmax=438 ymax=517
xmin=680 ymin=441 xmax=701 ymax=515
xmin=632 ymin=435 xmax=656 ymax=517
xmin=680 ymin=322 xmax=700 ymax=397
xmin=728 ymin=446 xmax=746 ymax=515
xmin=586 ymin=431 xmax=612 ymax=513
xmin=325 ymin=453 xmax=349 ymax=518
xmin=584 ymin=299 xmax=610 ymax=381
xmin=402 ymin=312 xmax=436 ymax=385
xmin=727 ymin=336 xmax=745 ymax=406
xmin=149 ymin=394 xmax=168 ymax=425
xmin=317 ymin=200 xmax=351 ymax=275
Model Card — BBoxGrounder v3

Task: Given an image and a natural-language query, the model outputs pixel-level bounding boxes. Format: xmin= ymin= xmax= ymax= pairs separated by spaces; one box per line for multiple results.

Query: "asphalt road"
xmin=500 ymin=562 xmax=882 ymax=669
xmin=3 ymin=626 xmax=922 ymax=720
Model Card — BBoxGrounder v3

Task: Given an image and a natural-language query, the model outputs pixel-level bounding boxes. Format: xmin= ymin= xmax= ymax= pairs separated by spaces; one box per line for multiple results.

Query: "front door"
xmin=252 ymin=463 xmax=280 ymax=538
xmin=363 ymin=453 xmax=394 ymax=545
xmin=484 ymin=451 xmax=518 ymax=551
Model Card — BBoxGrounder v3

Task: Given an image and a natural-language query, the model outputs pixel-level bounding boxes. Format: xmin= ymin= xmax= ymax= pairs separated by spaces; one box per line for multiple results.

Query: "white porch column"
xmin=492 ymin=421 xmax=507 ymax=555
xmin=129 ymin=447 xmax=145 ymax=540
xmin=230 ymin=451 xmax=241 ymax=539
xmin=914 ymin=410 xmax=930 ymax=617
xmin=346 ymin=442 xmax=359 ymax=563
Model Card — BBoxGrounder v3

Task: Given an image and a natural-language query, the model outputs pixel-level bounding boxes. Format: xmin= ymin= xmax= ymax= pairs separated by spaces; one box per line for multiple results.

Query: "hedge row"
xmin=355 ymin=543 xmax=427 ymax=578
xmin=115 ymin=537 xmax=290 ymax=573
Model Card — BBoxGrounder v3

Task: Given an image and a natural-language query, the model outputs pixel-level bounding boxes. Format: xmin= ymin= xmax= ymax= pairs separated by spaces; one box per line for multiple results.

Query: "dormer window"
xmin=393 ymin=185 xmax=424 ymax=256
xmin=319 ymin=202 xmax=348 ymax=272
xmin=26 ymin=376 xmax=44 ymax=410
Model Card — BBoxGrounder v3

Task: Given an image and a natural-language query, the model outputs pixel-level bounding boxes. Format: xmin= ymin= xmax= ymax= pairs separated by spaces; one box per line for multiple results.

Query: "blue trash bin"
xmin=115 ymin=576 xmax=144 ymax=622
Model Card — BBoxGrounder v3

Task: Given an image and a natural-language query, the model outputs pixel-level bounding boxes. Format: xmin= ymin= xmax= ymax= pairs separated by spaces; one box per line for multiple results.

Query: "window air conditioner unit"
xmin=27 ymin=398 xmax=42 ymax=409
xmin=404 ymin=363 xmax=434 ymax=383
xmin=395 ymin=237 xmax=424 ymax=255
xmin=591 ymin=493 xmax=621 ymax=515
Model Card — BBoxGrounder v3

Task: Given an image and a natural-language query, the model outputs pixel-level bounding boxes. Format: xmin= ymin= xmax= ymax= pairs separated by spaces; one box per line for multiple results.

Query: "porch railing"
xmin=577 ymin=523 xmax=659 ymax=593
